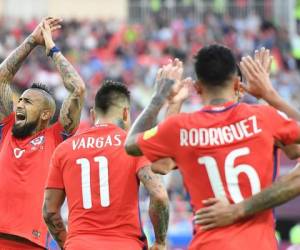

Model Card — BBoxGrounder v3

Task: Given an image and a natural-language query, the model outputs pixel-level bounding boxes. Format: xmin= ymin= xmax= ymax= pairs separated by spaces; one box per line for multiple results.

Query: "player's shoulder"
xmin=237 ymin=102 xmax=277 ymax=116
xmin=164 ymin=112 xmax=190 ymax=125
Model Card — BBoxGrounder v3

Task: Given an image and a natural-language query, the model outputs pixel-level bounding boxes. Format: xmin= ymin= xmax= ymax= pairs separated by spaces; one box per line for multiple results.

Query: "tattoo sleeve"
xmin=52 ymin=52 xmax=85 ymax=133
xmin=43 ymin=189 xmax=67 ymax=249
xmin=138 ymin=166 xmax=169 ymax=244
xmin=126 ymin=79 xmax=174 ymax=156
xmin=44 ymin=212 xmax=67 ymax=248
xmin=242 ymin=165 xmax=300 ymax=217
xmin=165 ymin=101 xmax=183 ymax=118
xmin=0 ymin=35 xmax=36 ymax=120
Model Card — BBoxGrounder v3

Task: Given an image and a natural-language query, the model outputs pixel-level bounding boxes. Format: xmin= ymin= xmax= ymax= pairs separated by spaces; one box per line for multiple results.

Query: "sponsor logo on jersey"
xmin=143 ymin=126 xmax=158 ymax=140
xmin=13 ymin=148 xmax=25 ymax=158
xmin=32 ymin=229 xmax=41 ymax=239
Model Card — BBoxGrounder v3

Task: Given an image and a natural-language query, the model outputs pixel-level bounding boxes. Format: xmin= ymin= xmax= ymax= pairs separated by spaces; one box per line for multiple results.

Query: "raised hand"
xmin=149 ymin=242 xmax=167 ymax=250
xmin=31 ymin=17 xmax=62 ymax=46
xmin=40 ymin=20 xmax=56 ymax=55
xmin=239 ymin=55 xmax=275 ymax=99
xmin=169 ymin=77 xmax=193 ymax=104
xmin=154 ymin=58 xmax=184 ymax=102
xmin=254 ymin=47 xmax=272 ymax=74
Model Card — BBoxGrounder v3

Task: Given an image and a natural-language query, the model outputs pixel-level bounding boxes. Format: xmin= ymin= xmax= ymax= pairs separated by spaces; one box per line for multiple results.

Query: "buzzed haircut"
xmin=95 ymin=80 xmax=130 ymax=114
xmin=194 ymin=44 xmax=237 ymax=88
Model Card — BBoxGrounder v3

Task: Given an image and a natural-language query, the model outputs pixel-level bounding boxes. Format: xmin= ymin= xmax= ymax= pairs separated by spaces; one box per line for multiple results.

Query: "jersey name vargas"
xmin=180 ymin=115 xmax=262 ymax=147
xmin=72 ymin=135 xmax=122 ymax=150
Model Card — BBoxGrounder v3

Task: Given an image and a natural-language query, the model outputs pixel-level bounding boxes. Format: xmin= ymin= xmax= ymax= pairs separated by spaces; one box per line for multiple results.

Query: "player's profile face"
xmin=12 ymin=89 xmax=45 ymax=138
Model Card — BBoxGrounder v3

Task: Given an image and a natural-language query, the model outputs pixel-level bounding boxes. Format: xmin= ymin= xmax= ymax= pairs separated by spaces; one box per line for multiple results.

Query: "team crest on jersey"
xmin=143 ymin=126 xmax=158 ymax=140
xmin=30 ymin=136 xmax=45 ymax=146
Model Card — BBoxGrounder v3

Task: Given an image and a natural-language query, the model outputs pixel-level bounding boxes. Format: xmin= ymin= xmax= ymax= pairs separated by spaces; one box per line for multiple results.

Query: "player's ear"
xmin=90 ymin=108 xmax=96 ymax=124
xmin=41 ymin=110 xmax=51 ymax=121
xmin=233 ymin=76 xmax=240 ymax=92
xmin=122 ymin=107 xmax=128 ymax=122
xmin=194 ymin=81 xmax=203 ymax=95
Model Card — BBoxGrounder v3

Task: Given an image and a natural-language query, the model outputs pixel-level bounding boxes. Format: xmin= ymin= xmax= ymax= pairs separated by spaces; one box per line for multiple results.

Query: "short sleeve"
xmin=46 ymin=147 xmax=64 ymax=189
xmin=266 ymin=106 xmax=300 ymax=145
xmin=0 ymin=112 xmax=14 ymax=143
xmin=135 ymin=156 xmax=151 ymax=173
xmin=48 ymin=121 xmax=77 ymax=146
xmin=137 ymin=115 xmax=179 ymax=162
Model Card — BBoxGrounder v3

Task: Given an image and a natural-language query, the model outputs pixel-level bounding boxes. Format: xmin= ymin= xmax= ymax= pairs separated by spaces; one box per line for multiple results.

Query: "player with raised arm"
xmin=43 ymin=81 xmax=169 ymax=250
xmin=0 ymin=18 xmax=85 ymax=249
xmin=193 ymin=51 xmax=300 ymax=230
xmin=125 ymin=45 xmax=300 ymax=250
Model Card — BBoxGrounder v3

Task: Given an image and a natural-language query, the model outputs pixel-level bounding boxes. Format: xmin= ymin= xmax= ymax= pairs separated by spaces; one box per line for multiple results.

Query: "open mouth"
xmin=16 ymin=113 xmax=26 ymax=121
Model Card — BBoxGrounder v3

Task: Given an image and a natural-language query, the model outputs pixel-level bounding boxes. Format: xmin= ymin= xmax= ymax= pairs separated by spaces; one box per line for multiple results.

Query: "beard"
xmin=12 ymin=120 xmax=39 ymax=139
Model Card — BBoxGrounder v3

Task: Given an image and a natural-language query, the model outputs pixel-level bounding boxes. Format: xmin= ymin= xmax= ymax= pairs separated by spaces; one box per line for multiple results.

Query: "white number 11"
xmin=76 ymin=156 xmax=110 ymax=209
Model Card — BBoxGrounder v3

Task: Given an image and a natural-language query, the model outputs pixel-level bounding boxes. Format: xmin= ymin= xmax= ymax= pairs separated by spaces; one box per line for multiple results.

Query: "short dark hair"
xmin=30 ymin=83 xmax=53 ymax=96
xmin=95 ymin=80 xmax=130 ymax=114
xmin=194 ymin=44 xmax=237 ymax=88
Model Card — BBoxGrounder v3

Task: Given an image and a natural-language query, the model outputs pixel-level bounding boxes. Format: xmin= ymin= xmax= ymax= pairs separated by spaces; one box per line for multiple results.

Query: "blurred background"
xmin=1 ymin=0 xmax=300 ymax=249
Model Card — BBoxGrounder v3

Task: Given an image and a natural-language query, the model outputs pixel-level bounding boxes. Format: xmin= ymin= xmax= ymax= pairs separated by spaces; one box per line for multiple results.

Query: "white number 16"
xmin=198 ymin=147 xmax=261 ymax=203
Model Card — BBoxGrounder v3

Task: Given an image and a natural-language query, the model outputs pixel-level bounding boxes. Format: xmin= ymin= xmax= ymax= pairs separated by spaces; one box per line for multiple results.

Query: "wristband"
xmin=47 ymin=46 xmax=60 ymax=58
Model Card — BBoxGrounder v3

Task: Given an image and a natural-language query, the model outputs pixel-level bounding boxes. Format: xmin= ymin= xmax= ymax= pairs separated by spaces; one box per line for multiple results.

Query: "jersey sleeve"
xmin=0 ymin=112 xmax=14 ymax=143
xmin=265 ymin=106 xmax=300 ymax=145
xmin=137 ymin=115 xmax=179 ymax=162
xmin=49 ymin=121 xmax=77 ymax=146
xmin=46 ymin=147 xmax=64 ymax=189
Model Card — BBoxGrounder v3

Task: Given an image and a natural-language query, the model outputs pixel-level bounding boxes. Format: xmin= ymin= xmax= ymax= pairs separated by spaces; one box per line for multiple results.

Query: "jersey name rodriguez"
xmin=72 ymin=134 xmax=122 ymax=150
xmin=180 ymin=115 xmax=262 ymax=147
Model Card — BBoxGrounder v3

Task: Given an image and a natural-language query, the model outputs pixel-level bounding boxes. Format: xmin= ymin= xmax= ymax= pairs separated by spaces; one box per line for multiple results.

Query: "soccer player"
xmin=43 ymin=81 xmax=169 ymax=250
xmin=125 ymin=45 xmax=300 ymax=250
xmin=193 ymin=52 xmax=300 ymax=230
xmin=0 ymin=19 xmax=85 ymax=249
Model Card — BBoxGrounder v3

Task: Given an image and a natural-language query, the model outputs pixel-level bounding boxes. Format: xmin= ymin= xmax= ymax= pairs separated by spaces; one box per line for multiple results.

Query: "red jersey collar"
xmin=201 ymin=101 xmax=239 ymax=113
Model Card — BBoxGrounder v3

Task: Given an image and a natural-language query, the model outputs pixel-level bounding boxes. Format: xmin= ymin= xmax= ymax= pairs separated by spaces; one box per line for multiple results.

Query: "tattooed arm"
xmin=53 ymin=52 xmax=85 ymax=133
xmin=138 ymin=166 xmax=169 ymax=249
xmin=194 ymin=164 xmax=300 ymax=230
xmin=41 ymin=20 xmax=85 ymax=133
xmin=43 ymin=189 xmax=67 ymax=249
xmin=0 ymin=33 xmax=36 ymax=121
xmin=0 ymin=18 xmax=62 ymax=121
xmin=125 ymin=60 xmax=183 ymax=156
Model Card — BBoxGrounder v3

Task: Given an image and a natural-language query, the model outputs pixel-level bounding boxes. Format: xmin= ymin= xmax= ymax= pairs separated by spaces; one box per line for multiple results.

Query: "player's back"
xmin=140 ymin=101 xmax=299 ymax=250
xmin=172 ymin=101 xmax=300 ymax=250
xmin=48 ymin=124 xmax=147 ymax=250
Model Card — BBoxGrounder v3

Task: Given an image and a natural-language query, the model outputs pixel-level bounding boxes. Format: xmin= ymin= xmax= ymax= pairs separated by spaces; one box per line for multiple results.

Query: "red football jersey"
xmin=46 ymin=124 xmax=149 ymax=250
xmin=0 ymin=113 xmax=73 ymax=248
xmin=138 ymin=102 xmax=300 ymax=250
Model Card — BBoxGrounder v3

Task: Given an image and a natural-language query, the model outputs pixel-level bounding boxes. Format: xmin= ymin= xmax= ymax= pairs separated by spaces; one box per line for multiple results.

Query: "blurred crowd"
xmin=1 ymin=10 xmax=300 ymax=247
xmin=1 ymin=10 xmax=300 ymax=120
